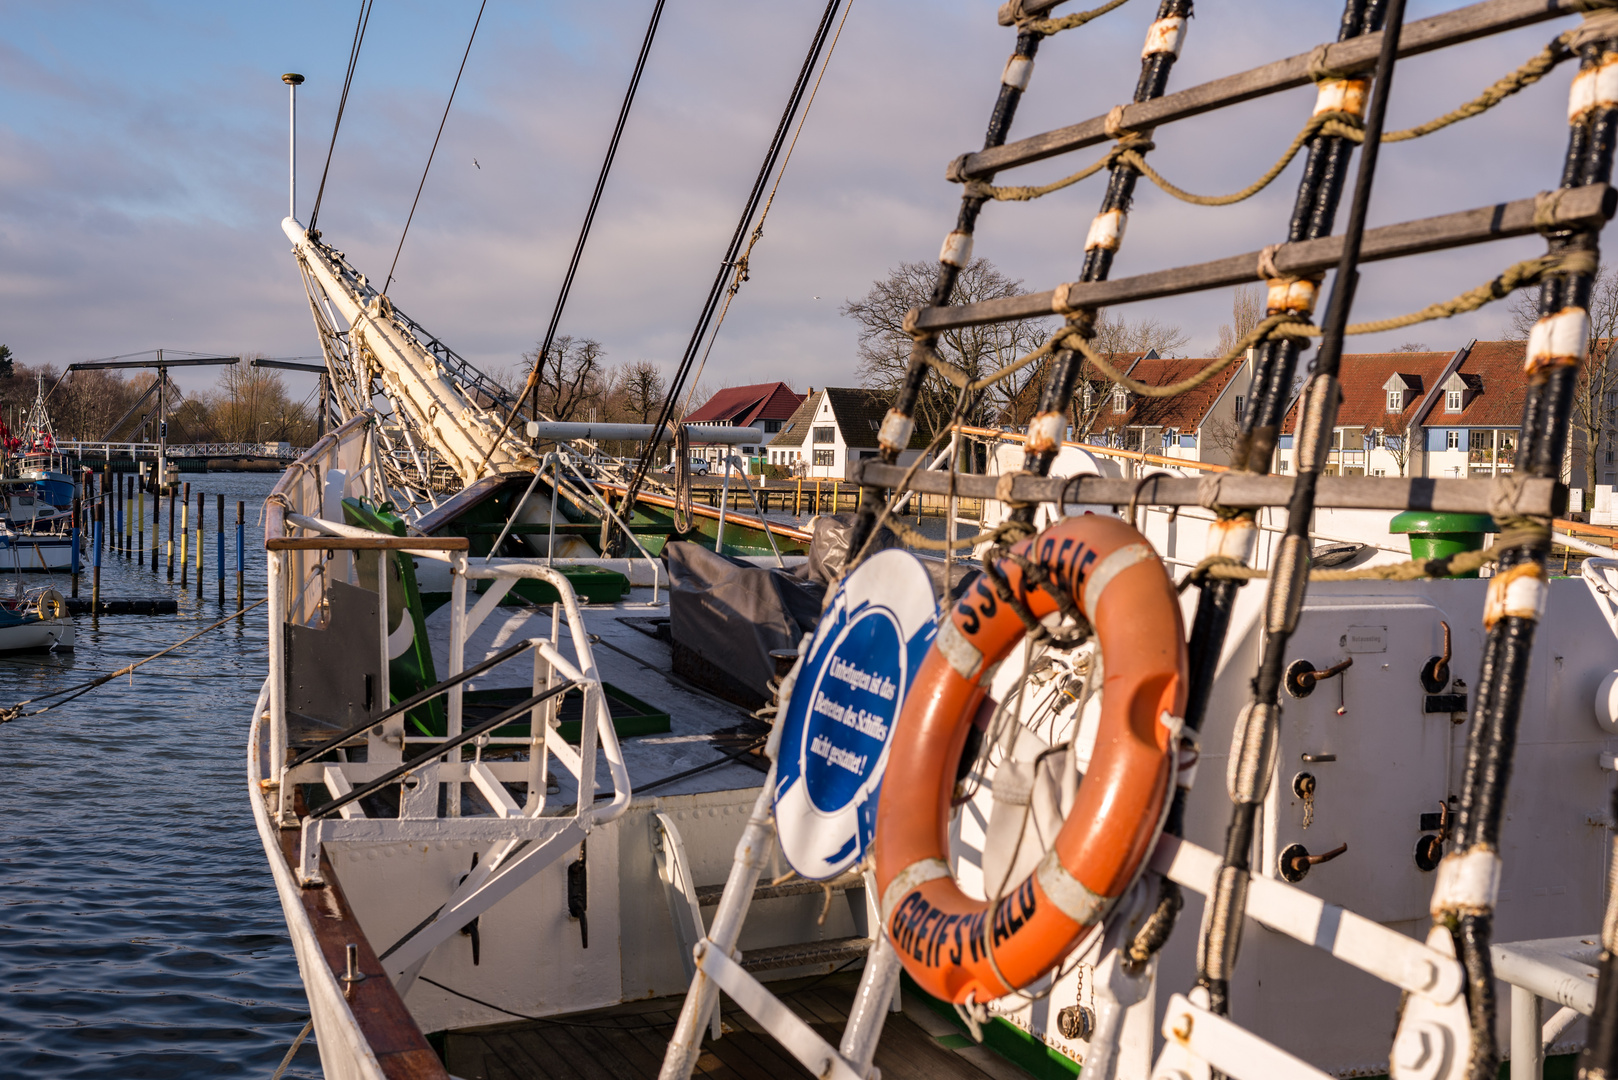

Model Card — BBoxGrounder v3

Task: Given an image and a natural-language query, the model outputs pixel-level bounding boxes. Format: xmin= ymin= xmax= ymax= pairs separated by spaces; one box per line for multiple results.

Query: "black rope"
xmin=418 ymin=953 xmax=863 ymax=1029
xmin=525 ymin=0 xmax=668 ymax=426
xmin=613 ymin=0 xmax=844 ymax=542
xmin=307 ymin=0 xmax=376 ymax=232
xmin=308 ymin=679 xmax=576 ymax=820
xmin=382 ymin=0 xmax=490 ymax=296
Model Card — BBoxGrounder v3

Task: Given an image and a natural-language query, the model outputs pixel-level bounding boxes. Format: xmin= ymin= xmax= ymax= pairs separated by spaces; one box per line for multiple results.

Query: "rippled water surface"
xmin=0 ymin=472 xmax=319 ymax=1079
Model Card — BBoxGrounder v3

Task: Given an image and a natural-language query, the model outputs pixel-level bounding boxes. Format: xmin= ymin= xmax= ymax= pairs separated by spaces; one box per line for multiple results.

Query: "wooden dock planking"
xmin=443 ymin=975 xmax=1030 ymax=1080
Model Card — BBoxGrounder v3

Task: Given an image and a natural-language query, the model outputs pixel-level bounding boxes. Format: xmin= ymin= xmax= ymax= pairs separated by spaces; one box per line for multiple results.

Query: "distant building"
xmin=1081 ymin=350 xmax=1254 ymax=467
xmin=681 ymin=382 xmax=804 ymax=465
xmin=1271 ymin=341 xmax=1565 ymax=481
xmin=768 ymin=387 xmax=931 ymax=478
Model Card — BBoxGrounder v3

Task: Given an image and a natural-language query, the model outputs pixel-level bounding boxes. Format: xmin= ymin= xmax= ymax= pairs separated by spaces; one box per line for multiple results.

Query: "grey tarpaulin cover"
xmin=800 ymin=512 xmax=899 ymax=586
xmin=666 ymin=542 xmax=826 ymax=709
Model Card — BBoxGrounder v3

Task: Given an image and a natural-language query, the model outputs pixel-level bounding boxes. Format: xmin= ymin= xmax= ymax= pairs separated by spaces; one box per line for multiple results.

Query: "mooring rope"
xmin=0 ymin=598 xmax=269 ymax=724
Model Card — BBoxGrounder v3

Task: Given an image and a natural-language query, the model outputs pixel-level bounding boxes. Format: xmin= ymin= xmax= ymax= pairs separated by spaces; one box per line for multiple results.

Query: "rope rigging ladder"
xmin=841 ymin=0 xmax=1618 ymax=1077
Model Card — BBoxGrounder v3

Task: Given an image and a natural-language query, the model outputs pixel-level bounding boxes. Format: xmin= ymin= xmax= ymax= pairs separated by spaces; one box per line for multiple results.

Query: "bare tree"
xmin=1382 ymin=411 xmax=1413 ymax=477
xmin=1090 ymin=310 xmax=1191 ymax=358
xmin=844 ymin=258 xmax=1053 ymax=435
xmin=1215 ymin=285 xmax=1263 ymax=358
xmin=1509 ymin=265 xmax=1618 ymax=491
xmin=526 ymin=335 xmax=609 ymax=422
xmin=1393 ymin=342 xmax=1430 ymax=353
xmin=1201 ymin=414 xmax=1240 ymax=459
xmin=617 ymin=361 xmax=667 ymax=424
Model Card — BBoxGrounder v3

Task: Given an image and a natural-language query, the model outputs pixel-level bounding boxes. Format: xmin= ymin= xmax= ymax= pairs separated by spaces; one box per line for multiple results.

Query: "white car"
xmin=660 ymin=458 xmax=711 ymax=476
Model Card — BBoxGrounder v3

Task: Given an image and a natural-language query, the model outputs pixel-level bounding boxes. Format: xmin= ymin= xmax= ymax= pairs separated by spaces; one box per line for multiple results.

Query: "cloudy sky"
xmin=0 ymin=1 xmax=1586 ymax=402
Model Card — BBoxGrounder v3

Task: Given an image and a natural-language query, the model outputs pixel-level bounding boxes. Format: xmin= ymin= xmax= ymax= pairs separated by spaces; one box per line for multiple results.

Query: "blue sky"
xmin=0 ymin=1 xmax=1587 ymax=399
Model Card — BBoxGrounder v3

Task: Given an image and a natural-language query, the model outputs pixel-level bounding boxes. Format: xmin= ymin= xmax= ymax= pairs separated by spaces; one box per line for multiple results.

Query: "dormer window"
xmin=1446 ymin=390 xmax=1463 ymax=412
xmin=1112 ymin=387 xmax=1128 ymax=413
xmin=1387 ymin=390 xmax=1403 ymax=412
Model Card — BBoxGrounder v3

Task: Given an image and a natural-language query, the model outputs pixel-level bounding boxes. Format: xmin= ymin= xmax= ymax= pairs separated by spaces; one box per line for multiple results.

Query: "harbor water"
xmin=0 ymin=472 xmax=319 ymax=1078
xmin=0 ymin=473 xmax=972 ymax=1079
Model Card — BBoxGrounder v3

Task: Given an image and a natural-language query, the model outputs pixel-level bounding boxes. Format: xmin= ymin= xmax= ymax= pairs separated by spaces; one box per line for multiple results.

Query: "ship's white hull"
xmin=249 ymin=687 xmax=392 ymax=1080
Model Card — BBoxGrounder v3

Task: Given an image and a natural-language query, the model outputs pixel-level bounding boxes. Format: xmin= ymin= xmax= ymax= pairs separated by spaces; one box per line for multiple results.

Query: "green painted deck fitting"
xmin=462 ymin=681 xmax=670 ymax=743
xmin=900 ymin=973 xmax=1081 ymax=1080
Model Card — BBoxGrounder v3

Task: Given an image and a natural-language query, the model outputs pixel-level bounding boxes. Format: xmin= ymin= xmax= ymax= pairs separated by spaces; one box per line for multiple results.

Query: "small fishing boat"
xmin=0 ymin=587 xmax=73 ymax=652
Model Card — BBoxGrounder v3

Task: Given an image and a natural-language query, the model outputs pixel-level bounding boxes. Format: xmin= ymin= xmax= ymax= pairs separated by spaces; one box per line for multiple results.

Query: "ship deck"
xmin=442 ymin=972 xmax=1039 ymax=1080
xmin=424 ymin=588 xmax=775 ymax=802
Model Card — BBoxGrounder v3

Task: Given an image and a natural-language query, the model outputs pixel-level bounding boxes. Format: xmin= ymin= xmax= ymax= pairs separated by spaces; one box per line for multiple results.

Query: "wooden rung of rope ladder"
xmin=965 ymin=0 xmax=1589 ymax=180
xmin=852 ymin=460 xmax=1564 ymax=517
xmin=907 ymin=184 xmax=1613 ymax=334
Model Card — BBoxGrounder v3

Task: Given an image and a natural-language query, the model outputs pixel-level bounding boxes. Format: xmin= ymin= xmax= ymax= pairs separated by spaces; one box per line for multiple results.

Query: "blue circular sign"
xmin=774 ymin=549 xmax=938 ymax=880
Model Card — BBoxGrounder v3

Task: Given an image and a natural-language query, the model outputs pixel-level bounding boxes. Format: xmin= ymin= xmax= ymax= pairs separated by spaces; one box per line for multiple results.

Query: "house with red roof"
xmin=681 ymin=382 xmax=804 ymax=467
xmin=1273 ymin=341 xmax=1591 ymax=487
xmin=1082 ymin=350 xmax=1255 ymax=467
xmin=767 ymin=387 xmax=933 ymax=478
xmin=1275 ymin=347 xmax=1462 ymax=478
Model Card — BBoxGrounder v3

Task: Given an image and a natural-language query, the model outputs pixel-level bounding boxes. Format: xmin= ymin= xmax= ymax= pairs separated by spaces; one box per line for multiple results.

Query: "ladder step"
xmin=694 ymin=868 xmax=864 ymax=908
xmin=740 ymin=936 xmax=872 ymax=974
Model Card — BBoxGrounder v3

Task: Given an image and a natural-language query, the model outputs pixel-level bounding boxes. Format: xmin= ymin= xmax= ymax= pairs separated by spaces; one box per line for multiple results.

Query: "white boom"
xmin=282 ymin=216 xmax=536 ymax=483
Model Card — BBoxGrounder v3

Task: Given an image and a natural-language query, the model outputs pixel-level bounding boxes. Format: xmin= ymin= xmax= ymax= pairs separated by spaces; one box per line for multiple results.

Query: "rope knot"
xmin=1306 ymin=43 xmax=1356 ymax=83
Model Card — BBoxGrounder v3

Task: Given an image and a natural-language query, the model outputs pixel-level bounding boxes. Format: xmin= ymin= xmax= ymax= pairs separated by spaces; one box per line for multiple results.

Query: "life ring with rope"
xmin=35 ymin=588 xmax=66 ymax=621
xmin=874 ymin=514 xmax=1187 ymax=1004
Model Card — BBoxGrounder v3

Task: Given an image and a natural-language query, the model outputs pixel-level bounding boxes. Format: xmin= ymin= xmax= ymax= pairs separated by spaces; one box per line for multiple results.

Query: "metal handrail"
xmin=285 ymin=637 xmax=540 ymax=770
xmin=308 ymin=679 xmax=576 ymax=820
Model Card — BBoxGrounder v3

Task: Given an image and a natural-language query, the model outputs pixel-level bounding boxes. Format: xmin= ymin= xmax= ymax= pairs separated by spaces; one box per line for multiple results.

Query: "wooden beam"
xmin=962 ymin=0 xmax=1587 ymax=179
xmin=267 ymin=535 xmax=470 ymax=551
xmin=907 ymin=185 xmax=1614 ymax=333
xmin=852 ymin=461 xmax=1564 ymax=517
xmin=997 ymin=0 xmax=1068 ymax=25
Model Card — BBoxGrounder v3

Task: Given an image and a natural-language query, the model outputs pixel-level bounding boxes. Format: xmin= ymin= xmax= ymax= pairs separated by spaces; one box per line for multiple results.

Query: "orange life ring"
xmin=875 ymin=514 xmax=1187 ymax=1004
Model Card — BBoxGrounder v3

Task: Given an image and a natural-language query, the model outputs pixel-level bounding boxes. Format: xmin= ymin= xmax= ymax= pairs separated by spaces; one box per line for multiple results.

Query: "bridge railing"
xmin=52 ymin=441 xmax=307 ymax=461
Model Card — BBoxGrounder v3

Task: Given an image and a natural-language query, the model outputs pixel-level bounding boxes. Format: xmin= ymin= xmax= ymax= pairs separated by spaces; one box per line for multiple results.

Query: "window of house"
xmin=813 ymin=426 xmax=834 ymax=444
xmin=1082 ymin=385 xmax=1094 ymax=411
xmin=1331 ymin=429 xmax=1343 ymax=450
xmin=1446 ymin=390 xmax=1463 ymax=412
xmin=1234 ymin=396 xmax=1246 ymax=423
xmin=1112 ymin=388 xmax=1128 ymax=413
xmin=1372 ymin=469 xmax=1386 ymax=477
xmin=1277 ymin=460 xmax=1288 ymax=474
xmin=1387 ymin=390 xmax=1403 ymax=411
xmin=813 ymin=449 xmax=834 ymax=467
xmin=1607 ymin=448 xmax=1615 ymax=466
xmin=1447 ymin=430 xmax=1460 ymax=449
xmin=1374 ymin=429 xmax=1386 ymax=447
xmin=763 ymin=419 xmax=782 ymax=433
xmin=1607 ymin=390 xmax=1617 ymax=413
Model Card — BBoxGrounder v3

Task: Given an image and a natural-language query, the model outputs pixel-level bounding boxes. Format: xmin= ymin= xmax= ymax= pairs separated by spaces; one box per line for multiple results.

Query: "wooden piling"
xmin=195 ymin=489 xmax=204 ymax=600
xmin=167 ymin=486 xmax=176 ymax=579
xmin=216 ymin=493 xmax=225 ymax=604
xmin=180 ymin=481 xmax=189 ymax=588
xmin=236 ymin=500 xmax=244 ymax=610
xmin=70 ymin=495 xmax=81 ymax=599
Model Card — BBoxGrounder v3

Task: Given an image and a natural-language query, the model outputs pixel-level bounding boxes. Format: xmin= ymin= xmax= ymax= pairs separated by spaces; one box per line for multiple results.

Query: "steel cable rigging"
xmin=613 ymin=0 xmax=846 ymax=541
xmin=383 ymin=0 xmax=491 ymax=296
xmin=476 ymin=0 xmax=670 ymax=473
xmin=308 ymin=0 xmax=376 ymax=233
